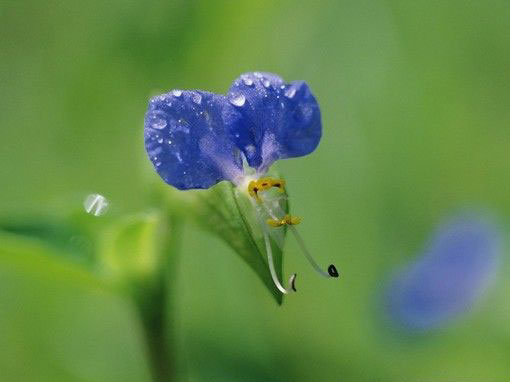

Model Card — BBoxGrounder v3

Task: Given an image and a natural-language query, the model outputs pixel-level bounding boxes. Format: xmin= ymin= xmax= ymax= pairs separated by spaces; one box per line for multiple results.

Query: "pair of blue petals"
xmin=144 ymin=72 xmax=321 ymax=190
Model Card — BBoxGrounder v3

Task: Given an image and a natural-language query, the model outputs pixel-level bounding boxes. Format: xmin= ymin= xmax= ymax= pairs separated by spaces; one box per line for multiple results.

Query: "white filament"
xmin=263 ymin=196 xmax=333 ymax=278
xmin=262 ymin=227 xmax=296 ymax=294
xmin=255 ymin=200 xmax=296 ymax=294
xmin=288 ymin=225 xmax=330 ymax=278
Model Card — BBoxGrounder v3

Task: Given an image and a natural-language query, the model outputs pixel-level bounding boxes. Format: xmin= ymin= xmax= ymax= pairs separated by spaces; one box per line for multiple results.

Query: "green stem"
xmin=137 ymin=215 xmax=183 ymax=382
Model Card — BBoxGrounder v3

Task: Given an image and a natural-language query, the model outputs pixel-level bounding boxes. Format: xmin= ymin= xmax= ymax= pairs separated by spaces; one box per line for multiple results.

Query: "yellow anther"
xmin=266 ymin=218 xmax=284 ymax=227
xmin=247 ymin=177 xmax=286 ymax=203
xmin=284 ymin=214 xmax=301 ymax=225
xmin=266 ymin=214 xmax=301 ymax=228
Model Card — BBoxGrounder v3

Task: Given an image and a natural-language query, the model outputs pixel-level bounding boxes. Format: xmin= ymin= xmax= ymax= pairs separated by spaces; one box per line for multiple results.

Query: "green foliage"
xmin=0 ymin=230 xmax=153 ymax=382
xmin=1 ymin=0 xmax=510 ymax=380
xmin=98 ymin=212 xmax=165 ymax=298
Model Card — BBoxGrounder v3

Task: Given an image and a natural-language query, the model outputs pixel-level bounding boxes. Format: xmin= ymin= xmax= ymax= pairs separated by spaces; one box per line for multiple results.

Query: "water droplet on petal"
xmin=284 ymin=86 xmax=296 ymax=99
xmin=242 ymin=76 xmax=254 ymax=86
xmin=84 ymin=194 xmax=109 ymax=217
xmin=245 ymin=144 xmax=256 ymax=157
xmin=172 ymin=90 xmax=182 ymax=97
xmin=230 ymin=94 xmax=246 ymax=107
xmin=192 ymin=93 xmax=202 ymax=104
xmin=152 ymin=118 xmax=167 ymax=130
xmin=157 ymin=138 xmax=163 ymax=143
xmin=262 ymin=79 xmax=271 ymax=88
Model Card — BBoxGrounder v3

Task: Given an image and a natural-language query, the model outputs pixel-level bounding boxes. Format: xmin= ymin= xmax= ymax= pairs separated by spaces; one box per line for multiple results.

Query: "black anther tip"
xmin=291 ymin=274 xmax=297 ymax=292
xmin=328 ymin=264 xmax=339 ymax=278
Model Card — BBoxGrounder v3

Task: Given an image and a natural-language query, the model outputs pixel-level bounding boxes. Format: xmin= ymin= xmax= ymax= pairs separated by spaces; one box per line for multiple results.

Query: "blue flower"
xmin=144 ymin=72 xmax=337 ymax=295
xmin=144 ymin=72 xmax=321 ymax=190
xmin=384 ymin=212 xmax=501 ymax=332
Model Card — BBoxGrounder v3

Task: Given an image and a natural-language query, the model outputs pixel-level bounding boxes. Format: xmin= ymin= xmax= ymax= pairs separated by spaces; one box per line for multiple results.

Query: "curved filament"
xmin=264 ymin=198 xmax=339 ymax=279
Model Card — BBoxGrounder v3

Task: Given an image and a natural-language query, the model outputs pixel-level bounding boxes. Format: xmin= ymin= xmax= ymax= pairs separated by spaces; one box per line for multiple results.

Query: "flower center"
xmin=247 ymin=177 xmax=285 ymax=203
xmin=246 ymin=176 xmax=339 ymax=295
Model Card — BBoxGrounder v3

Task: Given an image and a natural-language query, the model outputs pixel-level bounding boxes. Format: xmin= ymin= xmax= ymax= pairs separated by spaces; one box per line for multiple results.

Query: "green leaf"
xmin=159 ymin=180 xmax=289 ymax=304
xmin=0 ymin=216 xmax=97 ymax=268
xmin=0 ymin=231 xmax=153 ymax=382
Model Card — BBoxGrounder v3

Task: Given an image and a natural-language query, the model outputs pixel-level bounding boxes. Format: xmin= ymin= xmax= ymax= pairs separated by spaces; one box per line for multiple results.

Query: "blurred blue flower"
xmin=144 ymin=72 xmax=321 ymax=190
xmin=385 ymin=212 xmax=501 ymax=332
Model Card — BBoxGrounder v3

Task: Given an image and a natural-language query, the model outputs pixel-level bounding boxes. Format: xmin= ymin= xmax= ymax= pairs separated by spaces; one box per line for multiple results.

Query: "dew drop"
xmin=157 ymin=138 xmax=163 ymax=144
xmin=150 ymin=146 xmax=162 ymax=156
xmin=175 ymin=118 xmax=190 ymax=134
xmin=84 ymin=194 xmax=109 ymax=217
xmin=284 ymin=86 xmax=296 ymax=99
xmin=152 ymin=118 xmax=167 ymax=130
xmin=245 ymin=144 xmax=256 ymax=157
xmin=172 ymin=90 xmax=182 ymax=97
xmin=230 ymin=94 xmax=246 ymax=107
xmin=242 ymin=76 xmax=254 ymax=86
xmin=192 ymin=93 xmax=202 ymax=104
xmin=262 ymin=79 xmax=271 ymax=88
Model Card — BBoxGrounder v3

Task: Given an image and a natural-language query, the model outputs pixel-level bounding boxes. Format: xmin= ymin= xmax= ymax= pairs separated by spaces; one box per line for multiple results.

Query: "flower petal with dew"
xmin=144 ymin=73 xmax=337 ymax=297
xmin=144 ymin=90 xmax=244 ymax=190
xmin=385 ymin=212 xmax=501 ymax=332
xmin=228 ymin=72 xmax=322 ymax=173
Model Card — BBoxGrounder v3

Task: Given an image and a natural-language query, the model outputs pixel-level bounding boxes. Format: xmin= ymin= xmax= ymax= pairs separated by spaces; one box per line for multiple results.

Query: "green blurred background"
xmin=1 ymin=0 xmax=509 ymax=381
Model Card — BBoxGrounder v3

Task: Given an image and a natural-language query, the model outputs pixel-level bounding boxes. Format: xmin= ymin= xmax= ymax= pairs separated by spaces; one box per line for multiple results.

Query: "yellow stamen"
xmin=266 ymin=214 xmax=301 ymax=228
xmin=248 ymin=177 xmax=286 ymax=203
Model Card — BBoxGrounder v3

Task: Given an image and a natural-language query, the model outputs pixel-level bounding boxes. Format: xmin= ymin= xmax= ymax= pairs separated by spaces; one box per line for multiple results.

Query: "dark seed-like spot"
xmin=328 ymin=264 xmax=339 ymax=278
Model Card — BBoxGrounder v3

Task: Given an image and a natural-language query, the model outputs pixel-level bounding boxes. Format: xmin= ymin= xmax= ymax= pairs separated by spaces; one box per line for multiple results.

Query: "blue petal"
xmin=144 ymin=90 xmax=244 ymax=190
xmin=228 ymin=72 xmax=322 ymax=171
xmin=385 ymin=212 xmax=501 ymax=332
